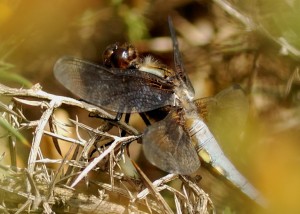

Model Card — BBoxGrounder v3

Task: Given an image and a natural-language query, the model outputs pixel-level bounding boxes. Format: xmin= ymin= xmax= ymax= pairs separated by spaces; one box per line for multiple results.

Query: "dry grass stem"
xmin=0 ymin=83 xmax=214 ymax=213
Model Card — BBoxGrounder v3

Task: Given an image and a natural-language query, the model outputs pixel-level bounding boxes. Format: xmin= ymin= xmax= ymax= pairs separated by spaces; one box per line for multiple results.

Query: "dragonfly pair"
xmin=54 ymin=17 xmax=265 ymax=206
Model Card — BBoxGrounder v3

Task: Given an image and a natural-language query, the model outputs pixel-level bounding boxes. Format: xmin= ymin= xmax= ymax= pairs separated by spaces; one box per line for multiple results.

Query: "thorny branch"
xmin=0 ymin=83 xmax=214 ymax=213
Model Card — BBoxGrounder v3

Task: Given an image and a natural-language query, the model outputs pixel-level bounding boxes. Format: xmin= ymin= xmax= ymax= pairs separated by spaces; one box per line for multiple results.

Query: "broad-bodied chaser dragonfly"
xmin=54 ymin=17 xmax=265 ymax=206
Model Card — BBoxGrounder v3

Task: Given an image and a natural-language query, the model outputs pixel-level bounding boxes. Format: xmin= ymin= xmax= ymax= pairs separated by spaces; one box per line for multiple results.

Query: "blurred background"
xmin=1 ymin=0 xmax=300 ymax=213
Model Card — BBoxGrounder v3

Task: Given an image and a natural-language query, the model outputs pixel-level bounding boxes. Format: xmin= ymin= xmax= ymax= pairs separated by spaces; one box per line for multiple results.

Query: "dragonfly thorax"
xmin=173 ymin=81 xmax=196 ymax=113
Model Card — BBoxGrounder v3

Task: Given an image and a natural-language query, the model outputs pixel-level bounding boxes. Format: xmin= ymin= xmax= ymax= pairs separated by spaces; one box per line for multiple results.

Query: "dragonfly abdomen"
xmin=190 ymin=119 xmax=266 ymax=206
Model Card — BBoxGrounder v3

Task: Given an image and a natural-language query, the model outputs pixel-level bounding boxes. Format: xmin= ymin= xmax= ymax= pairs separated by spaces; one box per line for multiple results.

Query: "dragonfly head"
xmin=103 ymin=42 xmax=140 ymax=69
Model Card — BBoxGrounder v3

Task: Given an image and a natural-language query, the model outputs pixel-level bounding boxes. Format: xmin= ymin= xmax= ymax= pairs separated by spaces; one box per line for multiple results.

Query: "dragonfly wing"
xmin=143 ymin=110 xmax=200 ymax=175
xmin=168 ymin=17 xmax=195 ymax=96
xmin=54 ymin=56 xmax=175 ymax=113
xmin=195 ymin=84 xmax=249 ymax=142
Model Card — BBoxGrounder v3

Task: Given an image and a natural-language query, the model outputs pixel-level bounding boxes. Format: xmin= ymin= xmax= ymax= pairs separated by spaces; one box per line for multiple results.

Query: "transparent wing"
xmin=54 ymin=56 xmax=175 ymax=113
xmin=195 ymin=84 xmax=249 ymax=143
xmin=168 ymin=16 xmax=195 ymax=96
xmin=143 ymin=110 xmax=200 ymax=175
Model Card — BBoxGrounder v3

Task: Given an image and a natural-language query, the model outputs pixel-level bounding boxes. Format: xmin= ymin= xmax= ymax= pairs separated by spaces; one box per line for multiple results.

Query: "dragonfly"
xmin=53 ymin=17 xmax=265 ymax=206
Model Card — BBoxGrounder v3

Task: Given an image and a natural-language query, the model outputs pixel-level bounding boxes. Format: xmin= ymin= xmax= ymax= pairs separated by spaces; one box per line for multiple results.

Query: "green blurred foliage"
xmin=256 ymin=0 xmax=300 ymax=49
xmin=111 ymin=0 xmax=149 ymax=41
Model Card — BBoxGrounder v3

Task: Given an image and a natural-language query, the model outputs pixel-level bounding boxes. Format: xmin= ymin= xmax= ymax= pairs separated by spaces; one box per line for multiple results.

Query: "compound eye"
xmin=103 ymin=43 xmax=119 ymax=67
xmin=115 ymin=48 xmax=131 ymax=69
xmin=103 ymin=43 xmax=139 ymax=69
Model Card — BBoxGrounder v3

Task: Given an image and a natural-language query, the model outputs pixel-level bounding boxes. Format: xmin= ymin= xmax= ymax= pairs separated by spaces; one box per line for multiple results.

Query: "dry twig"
xmin=0 ymin=83 xmax=214 ymax=213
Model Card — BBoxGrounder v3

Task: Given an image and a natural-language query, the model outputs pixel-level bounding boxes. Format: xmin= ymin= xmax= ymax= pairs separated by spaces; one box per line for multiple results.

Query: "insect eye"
xmin=103 ymin=43 xmax=118 ymax=67
xmin=103 ymin=43 xmax=139 ymax=69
